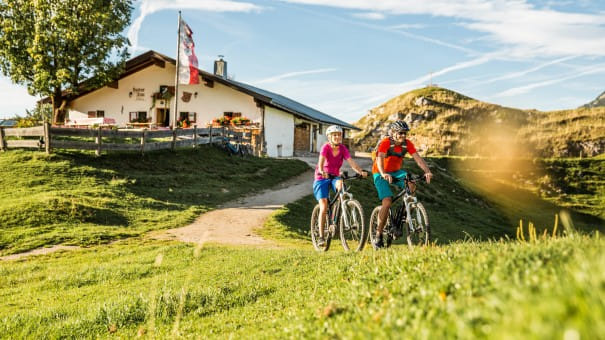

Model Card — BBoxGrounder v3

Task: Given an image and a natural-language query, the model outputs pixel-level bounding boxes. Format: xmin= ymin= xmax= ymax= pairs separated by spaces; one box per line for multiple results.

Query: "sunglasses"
xmin=394 ymin=131 xmax=407 ymax=136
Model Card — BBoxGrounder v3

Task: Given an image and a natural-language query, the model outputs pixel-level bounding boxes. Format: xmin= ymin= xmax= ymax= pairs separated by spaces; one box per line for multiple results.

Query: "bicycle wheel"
xmin=339 ymin=199 xmax=366 ymax=251
xmin=368 ymin=206 xmax=381 ymax=245
xmin=369 ymin=206 xmax=395 ymax=248
xmin=310 ymin=204 xmax=331 ymax=251
xmin=406 ymin=202 xmax=430 ymax=247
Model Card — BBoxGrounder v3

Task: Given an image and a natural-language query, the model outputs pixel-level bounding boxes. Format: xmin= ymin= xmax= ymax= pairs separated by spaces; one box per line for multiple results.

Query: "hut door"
xmin=156 ymin=109 xmax=170 ymax=127
xmin=294 ymin=123 xmax=310 ymax=152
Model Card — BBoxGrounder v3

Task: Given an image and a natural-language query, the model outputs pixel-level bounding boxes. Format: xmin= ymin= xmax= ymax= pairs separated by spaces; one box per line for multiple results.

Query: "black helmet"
xmin=389 ymin=120 xmax=410 ymax=133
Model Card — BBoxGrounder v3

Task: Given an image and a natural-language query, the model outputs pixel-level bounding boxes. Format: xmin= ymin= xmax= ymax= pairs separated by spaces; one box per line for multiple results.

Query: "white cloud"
xmin=389 ymin=23 xmax=426 ymax=29
xmin=494 ymin=63 xmax=605 ymax=97
xmin=251 ymin=55 xmax=495 ymax=122
xmin=279 ymin=0 xmax=605 ymax=57
xmin=254 ymin=68 xmax=337 ymax=84
xmin=0 ymin=77 xmax=39 ymax=118
xmin=465 ymin=55 xmax=577 ymax=89
xmin=129 ymin=0 xmax=262 ymax=53
xmin=351 ymin=12 xmax=385 ymax=20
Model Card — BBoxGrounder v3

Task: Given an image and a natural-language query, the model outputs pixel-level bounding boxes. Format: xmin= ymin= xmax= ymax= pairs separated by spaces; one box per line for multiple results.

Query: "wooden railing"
xmin=0 ymin=123 xmax=260 ymax=156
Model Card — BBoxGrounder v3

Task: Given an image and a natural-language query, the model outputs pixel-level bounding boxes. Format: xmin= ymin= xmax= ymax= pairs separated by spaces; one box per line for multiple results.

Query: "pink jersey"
xmin=314 ymin=143 xmax=351 ymax=180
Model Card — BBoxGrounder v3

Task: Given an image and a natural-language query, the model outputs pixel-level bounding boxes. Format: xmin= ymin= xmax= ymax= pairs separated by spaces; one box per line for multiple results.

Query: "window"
xmin=88 ymin=110 xmax=104 ymax=118
xmin=159 ymin=85 xmax=175 ymax=96
xmin=179 ymin=112 xmax=197 ymax=123
xmin=129 ymin=111 xmax=148 ymax=123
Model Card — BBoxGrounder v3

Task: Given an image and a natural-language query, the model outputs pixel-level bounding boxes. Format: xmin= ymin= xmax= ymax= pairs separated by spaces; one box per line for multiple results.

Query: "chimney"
xmin=214 ymin=55 xmax=227 ymax=79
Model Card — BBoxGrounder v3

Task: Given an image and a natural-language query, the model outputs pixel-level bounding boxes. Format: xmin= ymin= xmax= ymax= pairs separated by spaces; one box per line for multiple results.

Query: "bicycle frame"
xmin=325 ymin=178 xmax=354 ymax=236
xmin=388 ymin=175 xmax=423 ymax=236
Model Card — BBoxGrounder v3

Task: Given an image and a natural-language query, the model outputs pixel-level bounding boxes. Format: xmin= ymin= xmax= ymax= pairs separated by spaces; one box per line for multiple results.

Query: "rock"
xmin=388 ymin=111 xmax=405 ymax=121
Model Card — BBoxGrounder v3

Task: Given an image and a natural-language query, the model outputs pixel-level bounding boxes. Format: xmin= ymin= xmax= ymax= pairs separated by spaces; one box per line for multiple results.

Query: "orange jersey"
xmin=372 ymin=138 xmax=417 ymax=173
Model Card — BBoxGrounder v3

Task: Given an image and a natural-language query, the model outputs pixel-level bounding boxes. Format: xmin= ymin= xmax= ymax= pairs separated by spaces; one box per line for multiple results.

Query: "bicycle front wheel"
xmin=406 ymin=202 xmax=430 ymax=247
xmin=310 ymin=204 xmax=331 ymax=251
xmin=339 ymin=199 xmax=366 ymax=251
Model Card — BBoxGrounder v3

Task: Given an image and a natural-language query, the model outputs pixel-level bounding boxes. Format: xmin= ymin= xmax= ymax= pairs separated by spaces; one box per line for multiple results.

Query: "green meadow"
xmin=0 ymin=147 xmax=604 ymax=338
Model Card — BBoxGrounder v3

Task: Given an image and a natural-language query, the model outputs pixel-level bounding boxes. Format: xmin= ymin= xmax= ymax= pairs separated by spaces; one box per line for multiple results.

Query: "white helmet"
xmin=326 ymin=125 xmax=343 ymax=135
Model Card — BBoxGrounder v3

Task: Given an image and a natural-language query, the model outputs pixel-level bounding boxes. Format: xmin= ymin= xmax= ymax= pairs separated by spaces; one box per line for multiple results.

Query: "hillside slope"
xmin=581 ymin=90 xmax=605 ymax=108
xmin=0 ymin=147 xmax=309 ymax=256
xmin=352 ymin=87 xmax=605 ymax=158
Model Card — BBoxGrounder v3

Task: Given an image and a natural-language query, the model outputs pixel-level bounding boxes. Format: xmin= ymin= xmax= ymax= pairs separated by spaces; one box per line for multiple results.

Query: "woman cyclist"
xmin=313 ymin=125 xmax=367 ymax=247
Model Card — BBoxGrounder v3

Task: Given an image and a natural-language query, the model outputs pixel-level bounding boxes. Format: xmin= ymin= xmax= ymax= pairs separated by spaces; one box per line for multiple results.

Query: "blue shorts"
xmin=373 ymin=170 xmax=407 ymax=200
xmin=313 ymin=177 xmax=341 ymax=201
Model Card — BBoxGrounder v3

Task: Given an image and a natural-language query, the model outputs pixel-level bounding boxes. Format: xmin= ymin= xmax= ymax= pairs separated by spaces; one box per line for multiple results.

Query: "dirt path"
xmin=151 ymin=169 xmax=314 ymax=246
xmin=0 ymin=245 xmax=80 ymax=261
xmin=1 ymin=155 xmax=370 ymax=260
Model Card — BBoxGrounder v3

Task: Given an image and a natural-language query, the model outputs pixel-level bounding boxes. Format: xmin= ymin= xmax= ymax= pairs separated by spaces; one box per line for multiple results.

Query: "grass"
xmin=0 ymin=236 xmax=603 ymax=338
xmin=1 ymin=147 xmax=604 ymax=338
xmin=0 ymin=146 xmax=309 ymax=256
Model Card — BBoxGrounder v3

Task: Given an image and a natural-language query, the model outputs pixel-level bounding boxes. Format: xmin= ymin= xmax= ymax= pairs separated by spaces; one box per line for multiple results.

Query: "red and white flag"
xmin=178 ymin=19 xmax=199 ymax=85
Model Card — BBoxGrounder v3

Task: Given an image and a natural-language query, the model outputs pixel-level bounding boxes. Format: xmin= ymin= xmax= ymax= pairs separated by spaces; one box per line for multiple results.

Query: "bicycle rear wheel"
xmin=369 ymin=206 xmax=393 ymax=248
xmin=369 ymin=206 xmax=380 ymax=245
xmin=339 ymin=199 xmax=366 ymax=251
xmin=406 ymin=202 xmax=430 ymax=247
xmin=310 ymin=204 xmax=331 ymax=251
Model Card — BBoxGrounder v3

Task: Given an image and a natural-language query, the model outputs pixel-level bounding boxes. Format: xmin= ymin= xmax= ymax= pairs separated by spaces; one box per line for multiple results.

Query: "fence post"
xmin=171 ymin=127 xmax=177 ymax=151
xmin=95 ymin=127 xmax=102 ymax=156
xmin=0 ymin=127 xmax=6 ymax=152
xmin=44 ymin=121 xmax=51 ymax=154
xmin=140 ymin=129 xmax=147 ymax=155
xmin=193 ymin=125 xmax=197 ymax=148
xmin=209 ymin=125 xmax=213 ymax=144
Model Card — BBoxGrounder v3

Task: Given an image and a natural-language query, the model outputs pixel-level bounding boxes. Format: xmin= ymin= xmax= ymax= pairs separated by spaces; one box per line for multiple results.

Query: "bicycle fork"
xmin=338 ymin=192 xmax=355 ymax=232
xmin=404 ymin=195 xmax=418 ymax=232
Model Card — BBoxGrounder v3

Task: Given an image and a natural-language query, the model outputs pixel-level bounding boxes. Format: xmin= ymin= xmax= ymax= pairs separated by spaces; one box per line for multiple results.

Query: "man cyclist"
xmin=314 ymin=125 xmax=367 ymax=247
xmin=372 ymin=120 xmax=433 ymax=249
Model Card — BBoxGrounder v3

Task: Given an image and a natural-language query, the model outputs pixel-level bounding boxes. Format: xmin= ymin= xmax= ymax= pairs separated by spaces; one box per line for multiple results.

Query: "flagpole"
xmin=173 ymin=11 xmax=182 ymax=129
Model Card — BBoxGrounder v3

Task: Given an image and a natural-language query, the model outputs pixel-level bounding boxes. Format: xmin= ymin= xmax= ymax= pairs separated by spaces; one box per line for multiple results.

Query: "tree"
xmin=0 ymin=0 xmax=133 ymax=124
xmin=16 ymin=103 xmax=52 ymax=128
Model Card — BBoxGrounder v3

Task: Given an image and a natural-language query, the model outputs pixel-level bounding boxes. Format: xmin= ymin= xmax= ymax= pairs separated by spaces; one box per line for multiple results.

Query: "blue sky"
xmin=1 ymin=0 xmax=605 ymax=123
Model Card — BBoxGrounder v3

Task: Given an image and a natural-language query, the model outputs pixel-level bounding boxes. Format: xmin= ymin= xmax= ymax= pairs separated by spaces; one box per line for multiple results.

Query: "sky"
xmin=1 ymin=0 xmax=605 ymax=123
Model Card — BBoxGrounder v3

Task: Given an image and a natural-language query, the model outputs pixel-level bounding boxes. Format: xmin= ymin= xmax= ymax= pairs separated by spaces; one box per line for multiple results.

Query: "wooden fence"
xmin=0 ymin=123 xmax=259 ymax=156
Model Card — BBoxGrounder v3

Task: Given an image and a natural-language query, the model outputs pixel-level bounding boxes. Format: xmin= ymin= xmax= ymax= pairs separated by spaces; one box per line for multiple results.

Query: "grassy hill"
xmin=0 ymin=148 xmax=604 ymax=338
xmin=261 ymin=156 xmax=604 ymax=248
xmin=352 ymin=86 xmax=605 ymax=158
xmin=0 ymin=147 xmax=309 ymax=256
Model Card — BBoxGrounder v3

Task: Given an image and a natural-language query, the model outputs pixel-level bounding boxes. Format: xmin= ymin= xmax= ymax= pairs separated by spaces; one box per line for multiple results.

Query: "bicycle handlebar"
xmin=407 ymin=173 xmax=427 ymax=183
xmin=326 ymin=169 xmax=370 ymax=180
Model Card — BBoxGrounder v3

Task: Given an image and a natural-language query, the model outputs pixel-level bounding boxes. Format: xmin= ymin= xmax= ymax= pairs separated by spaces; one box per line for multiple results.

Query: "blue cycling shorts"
xmin=373 ymin=170 xmax=407 ymax=200
xmin=313 ymin=177 xmax=341 ymax=201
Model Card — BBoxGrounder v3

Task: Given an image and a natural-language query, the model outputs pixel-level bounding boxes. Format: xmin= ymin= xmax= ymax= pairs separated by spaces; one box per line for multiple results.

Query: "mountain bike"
xmin=220 ymin=137 xmax=247 ymax=157
xmin=310 ymin=171 xmax=367 ymax=252
xmin=369 ymin=173 xmax=430 ymax=248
